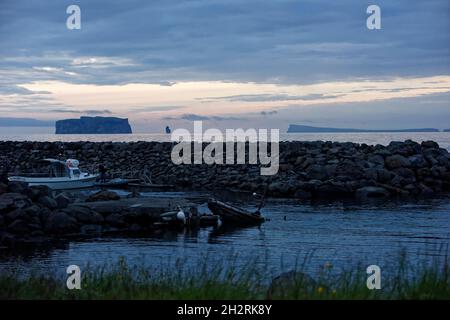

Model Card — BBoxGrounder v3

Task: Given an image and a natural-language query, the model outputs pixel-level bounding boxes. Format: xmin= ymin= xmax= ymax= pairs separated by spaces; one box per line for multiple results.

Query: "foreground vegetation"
xmin=1 ymin=252 xmax=449 ymax=300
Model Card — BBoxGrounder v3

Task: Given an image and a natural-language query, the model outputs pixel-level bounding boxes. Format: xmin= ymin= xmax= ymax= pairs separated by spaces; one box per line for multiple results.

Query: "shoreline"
xmin=1 ymin=139 xmax=449 ymax=199
xmin=1 ymin=138 xmax=450 ymax=246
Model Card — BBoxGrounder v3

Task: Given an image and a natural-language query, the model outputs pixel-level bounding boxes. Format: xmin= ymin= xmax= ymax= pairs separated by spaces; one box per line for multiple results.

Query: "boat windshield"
xmin=72 ymin=169 xmax=81 ymax=178
xmin=49 ymin=162 xmax=70 ymax=177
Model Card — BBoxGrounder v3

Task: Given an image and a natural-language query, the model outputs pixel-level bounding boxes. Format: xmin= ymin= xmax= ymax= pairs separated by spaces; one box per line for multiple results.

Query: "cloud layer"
xmin=0 ymin=0 xmax=449 ymax=130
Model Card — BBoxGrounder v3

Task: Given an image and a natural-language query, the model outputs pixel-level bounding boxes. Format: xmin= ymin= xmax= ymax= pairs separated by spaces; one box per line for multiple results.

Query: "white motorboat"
xmin=8 ymin=158 xmax=98 ymax=190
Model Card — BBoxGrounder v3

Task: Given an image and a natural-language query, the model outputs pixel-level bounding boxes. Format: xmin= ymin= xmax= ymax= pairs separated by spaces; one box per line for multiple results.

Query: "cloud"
xmin=33 ymin=66 xmax=78 ymax=77
xmin=164 ymin=113 xmax=246 ymax=121
xmin=131 ymin=106 xmax=184 ymax=113
xmin=71 ymin=56 xmax=136 ymax=68
xmin=201 ymin=93 xmax=344 ymax=102
xmin=0 ymin=85 xmax=50 ymax=95
xmin=49 ymin=109 xmax=113 ymax=115
xmin=0 ymin=0 xmax=448 ymax=87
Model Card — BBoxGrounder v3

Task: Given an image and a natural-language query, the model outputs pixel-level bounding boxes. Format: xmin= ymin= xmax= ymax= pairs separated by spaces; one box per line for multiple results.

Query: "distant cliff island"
xmin=55 ymin=116 xmax=132 ymax=134
xmin=287 ymin=124 xmax=441 ymax=133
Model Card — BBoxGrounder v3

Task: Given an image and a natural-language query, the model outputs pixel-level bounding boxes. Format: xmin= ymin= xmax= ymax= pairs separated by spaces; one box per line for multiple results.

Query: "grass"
xmin=1 ymin=252 xmax=449 ymax=300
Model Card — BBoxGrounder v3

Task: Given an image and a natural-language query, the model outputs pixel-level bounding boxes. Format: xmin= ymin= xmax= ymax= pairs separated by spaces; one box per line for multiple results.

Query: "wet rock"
xmin=7 ymin=181 xmax=28 ymax=194
xmin=129 ymin=224 xmax=142 ymax=232
xmin=5 ymin=208 xmax=27 ymax=223
xmin=385 ymin=155 xmax=411 ymax=169
xmin=63 ymin=205 xmax=104 ymax=224
xmin=7 ymin=219 xmax=29 ymax=234
xmin=28 ymin=185 xmax=52 ymax=201
xmin=0 ymin=182 xmax=7 ymax=195
xmin=294 ymin=189 xmax=312 ymax=200
xmin=387 ymin=140 xmax=420 ymax=157
xmin=0 ymin=193 xmax=31 ymax=213
xmin=38 ymin=196 xmax=58 ymax=210
xmin=86 ymin=190 xmax=120 ymax=202
xmin=419 ymin=183 xmax=434 ymax=195
xmin=393 ymin=168 xmax=416 ymax=184
xmin=306 ymin=164 xmax=328 ymax=180
xmin=368 ymin=155 xmax=384 ymax=166
xmin=268 ymin=181 xmax=290 ymax=195
xmin=316 ymin=180 xmax=350 ymax=197
xmin=421 ymin=140 xmax=439 ymax=149
xmin=80 ymin=224 xmax=102 ymax=235
xmin=54 ymin=193 xmax=71 ymax=209
xmin=45 ymin=211 xmax=79 ymax=234
xmin=355 ymin=186 xmax=390 ymax=200
xmin=105 ymin=213 xmax=126 ymax=227
xmin=408 ymin=155 xmax=427 ymax=168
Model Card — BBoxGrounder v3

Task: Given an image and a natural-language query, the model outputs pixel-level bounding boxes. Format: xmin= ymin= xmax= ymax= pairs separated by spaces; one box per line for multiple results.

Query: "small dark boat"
xmin=94 ymin=178 xmax=137 ymax=188
xmin=207 ymin=199 xmax=265 ymax=225
xmin=127 ymin=183 xmax=175 ymax=190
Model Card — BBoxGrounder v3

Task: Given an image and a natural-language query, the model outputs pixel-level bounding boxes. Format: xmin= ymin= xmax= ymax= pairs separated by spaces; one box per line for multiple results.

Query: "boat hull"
xmin=8 ymin=175 xmax=99 ymax=190
xmin=208 ymin=200 xmax=265 ymax=225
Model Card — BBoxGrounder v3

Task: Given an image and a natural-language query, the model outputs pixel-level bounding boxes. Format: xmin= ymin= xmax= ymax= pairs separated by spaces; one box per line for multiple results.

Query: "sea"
xmin=0 ymin=127 xmax=450 ymax=150
xmin=0 ymin=128 xmax=449 ymax=279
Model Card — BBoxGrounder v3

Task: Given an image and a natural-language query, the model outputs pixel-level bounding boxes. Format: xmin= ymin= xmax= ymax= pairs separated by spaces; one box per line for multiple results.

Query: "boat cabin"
xmin=20 ymin=159 xmax=83 ymax=179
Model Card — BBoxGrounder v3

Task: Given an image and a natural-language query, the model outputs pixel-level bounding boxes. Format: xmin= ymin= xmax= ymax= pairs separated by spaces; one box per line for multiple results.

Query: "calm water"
xmin=1 ymin=191 xmax=449 ymax=278
xmin=0 ymin=127 xmax=449 ymax=150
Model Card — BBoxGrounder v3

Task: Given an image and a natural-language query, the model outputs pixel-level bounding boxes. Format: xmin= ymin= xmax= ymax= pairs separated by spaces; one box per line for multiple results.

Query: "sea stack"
xmin=55 ymin=116 xmax=132 ymax=134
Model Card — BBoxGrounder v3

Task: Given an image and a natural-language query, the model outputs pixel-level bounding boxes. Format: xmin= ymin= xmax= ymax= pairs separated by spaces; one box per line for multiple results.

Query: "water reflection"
xmin=0 ymin=193 xmax=449 ymax=277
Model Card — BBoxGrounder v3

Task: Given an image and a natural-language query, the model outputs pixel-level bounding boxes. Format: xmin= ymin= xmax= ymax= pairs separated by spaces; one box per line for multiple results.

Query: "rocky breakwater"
xmin=0 ymin=182 xmax=160 ymax=246
xmin=1 ymin=139 xmax=449 ymax=200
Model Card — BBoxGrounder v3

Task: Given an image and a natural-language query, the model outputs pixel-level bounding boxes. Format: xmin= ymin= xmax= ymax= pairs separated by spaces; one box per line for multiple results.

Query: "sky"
xmin=0 ymin=0 xmax=449 ymax=132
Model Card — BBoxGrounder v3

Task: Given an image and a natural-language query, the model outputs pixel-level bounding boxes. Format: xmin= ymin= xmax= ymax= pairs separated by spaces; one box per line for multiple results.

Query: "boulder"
xmin=387 ymin=141 xmax=420 ymax=157
xmin=105 ymin=213 xmax=126 ymax=228
xmin=367 ymin=155 xmax=384 ymax=166
xmin=418 ymin=183 xmax=434 ymax=196
xmin=316 ymin=180 xmax=350 ymax=197
xmin=5 ymin=208 xmax=28 ymax=223
xmin=38 ymin=196 xmax=58 ymax=210
xmin=7 ymin=181 xmax=28 ymax=194
xmin=421 ymin=141 xmax=439 ymax=149
xmin=355 ymin=186 xmax=390 ymax=200
xmin=7 ymin=219 xmax=29 ymax=234
xmin=408 ymin=155 xmax=427 ymax=168
xmin=306 ymin=164 xmax=328 ymax=180
xmin=28 ymin=185 xmax=52 ymax=201
xmin=294 ymin=189 xmax=312 ymax=200
xmin=268 ymin=181 xmax=290 ymax=195
xmin=0 ymin=193 xmax=31 ymax=213
xmin=0 ymin=182 xmax=7 ymax=195
xmin=63 ymin=205 xmax=104 ymax=224
xmin=86 ymin=190 xmax=120 ymax=202
xmin=45 ymin=211 xmax=79 ymax=234
xmin=80 ymin=224 xmax=102 ymax=235
xmin=385 ymin=155 xmax=411 ymax=169
xmin=54 ymin=193 xmax=71 ymax=209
